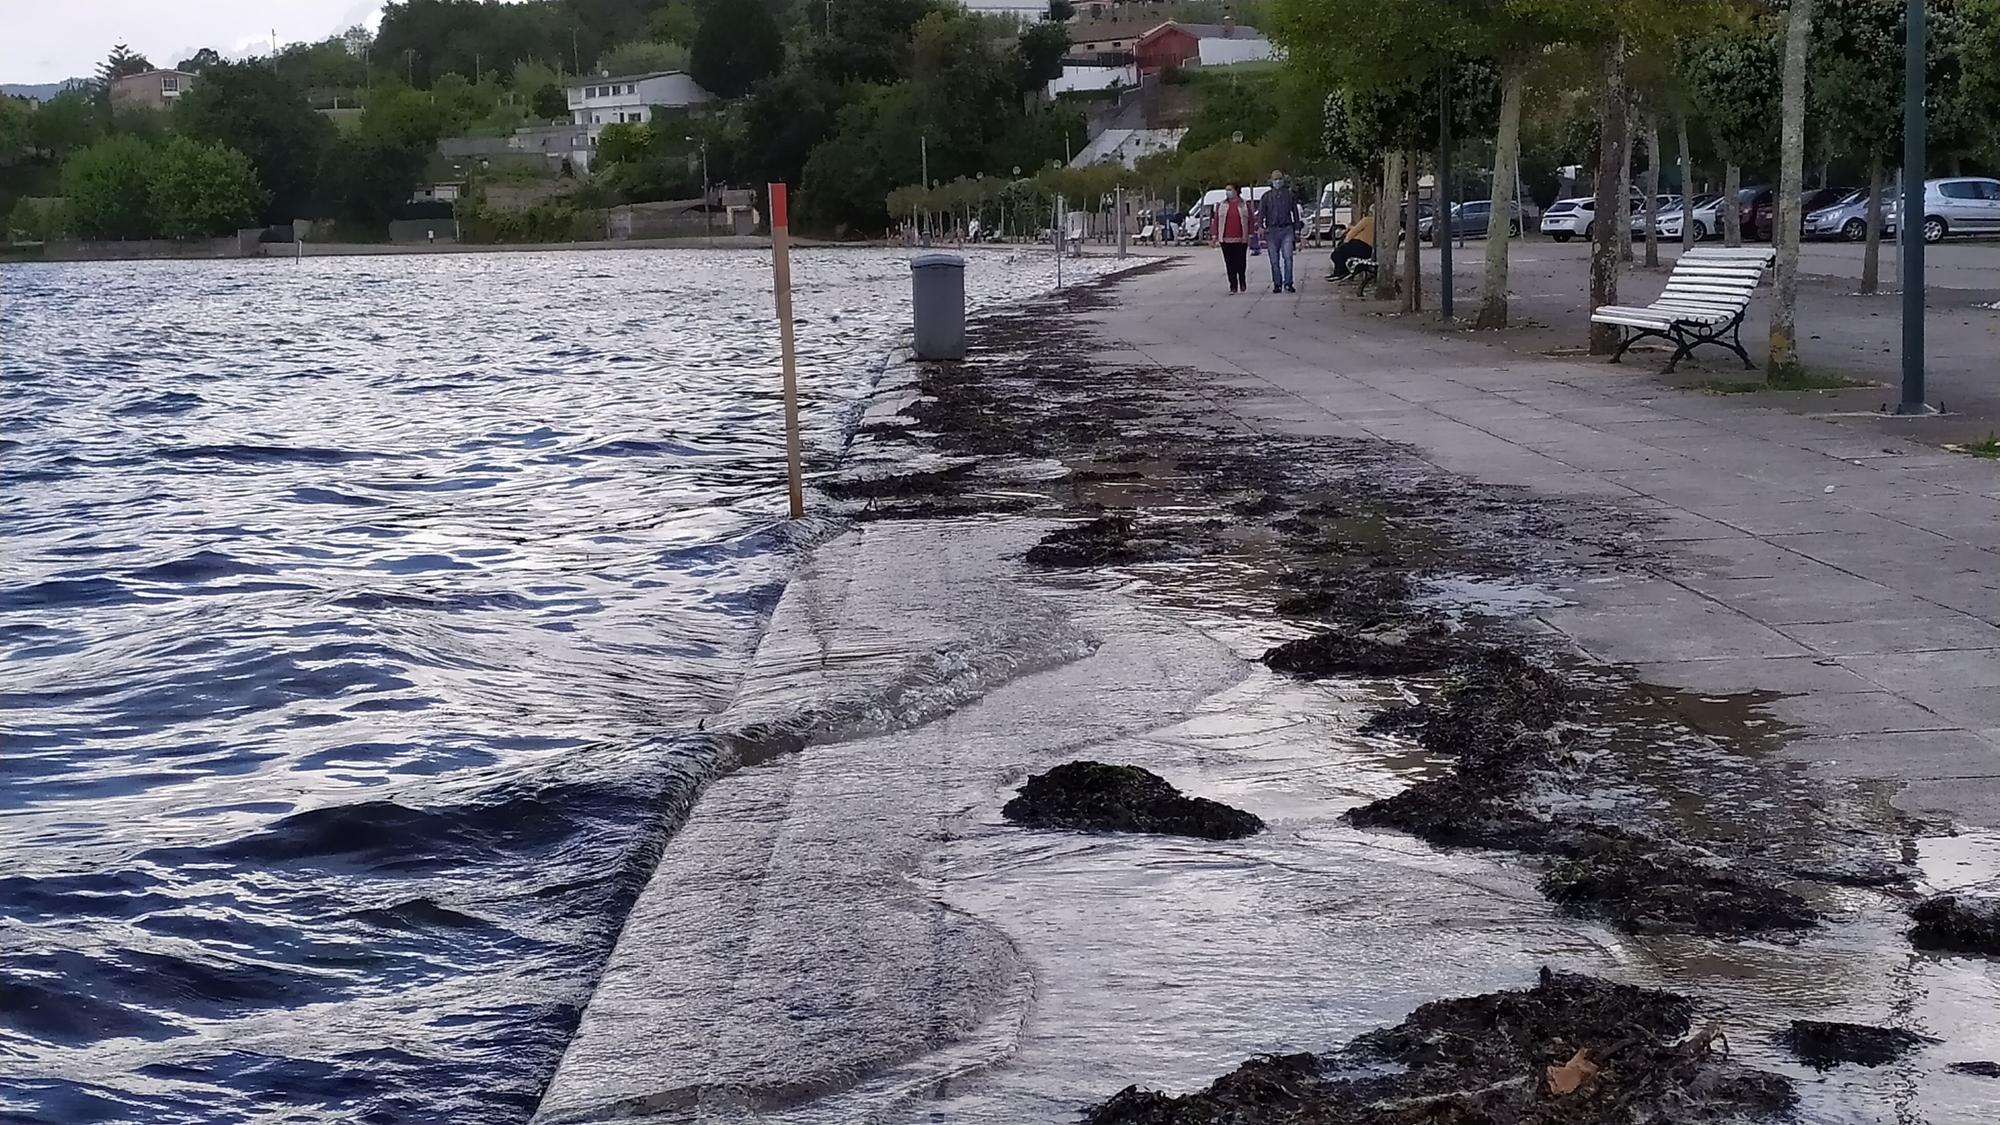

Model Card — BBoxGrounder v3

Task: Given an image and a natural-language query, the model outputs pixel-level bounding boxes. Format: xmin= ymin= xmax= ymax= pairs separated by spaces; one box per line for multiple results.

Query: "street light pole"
xmin=1897 ymin=0 xmax=1931 ymax=414
xmin=1437 ymin=60 xmax=1454 ymax=322
xmin=687 ymin=134 xmax=711 ymax=245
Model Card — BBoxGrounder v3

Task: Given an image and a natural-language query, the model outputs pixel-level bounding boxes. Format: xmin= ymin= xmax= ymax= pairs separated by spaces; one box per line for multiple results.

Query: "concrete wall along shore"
xmin=42 ymin=229 xmax=265 ymax=260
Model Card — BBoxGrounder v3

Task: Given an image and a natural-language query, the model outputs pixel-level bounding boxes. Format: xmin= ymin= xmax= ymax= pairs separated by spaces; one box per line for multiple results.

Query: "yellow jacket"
xmin=1344 ymin=213 xmax=1376 ymax=246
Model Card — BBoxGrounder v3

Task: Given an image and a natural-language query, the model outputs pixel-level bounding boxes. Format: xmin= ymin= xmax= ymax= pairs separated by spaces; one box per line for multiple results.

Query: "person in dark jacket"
xmin=1258 ymin=170 xmax=1303 ymax=292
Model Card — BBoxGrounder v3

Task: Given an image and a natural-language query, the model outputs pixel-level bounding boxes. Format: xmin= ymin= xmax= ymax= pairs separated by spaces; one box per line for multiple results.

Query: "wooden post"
xmin=769 ymin=183 xmax=805 ymax=519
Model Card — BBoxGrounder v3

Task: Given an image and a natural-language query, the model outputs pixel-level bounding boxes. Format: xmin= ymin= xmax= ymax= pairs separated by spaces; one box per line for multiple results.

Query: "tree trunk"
xmin=1861 ymin=149 xmax=1884 ymax=294
xmin=1404 ymin=148 xmax=1422 ymax=313
xmin=1643 ymin=112 xmax=1662 ymax=268
xmin=1476 ymin=62 xmax=1525 ymax=330
xmin=1588 ymin=39 xmax=1629 ymax=355
xmin=1767 ymin=0 xmax=1814 ymax=379
xmin=1617 ymin=102 xmax=1635 ymax=263
xmin=1723 ymin=162 xmax=1742 ymax=246
xmin=1678 ymin=113 xmax=1696 ymax=253
xmin=1376 ymin=152 xmax=1403 ymax=301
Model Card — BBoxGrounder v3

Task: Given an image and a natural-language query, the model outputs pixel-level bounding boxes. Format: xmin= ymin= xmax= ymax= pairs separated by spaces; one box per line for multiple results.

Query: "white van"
xmin=1185 ymin=185 xmax=1271 ymax=240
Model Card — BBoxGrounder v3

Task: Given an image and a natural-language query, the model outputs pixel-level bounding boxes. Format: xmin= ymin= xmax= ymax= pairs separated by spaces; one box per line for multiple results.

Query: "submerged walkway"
xmin=1089 ymin=265 xmax=2000 ymax=828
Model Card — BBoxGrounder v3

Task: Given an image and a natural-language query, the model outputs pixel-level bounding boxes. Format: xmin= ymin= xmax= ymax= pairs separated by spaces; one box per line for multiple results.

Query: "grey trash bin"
xmin=910 ymin=251 xmax=967 ymax=361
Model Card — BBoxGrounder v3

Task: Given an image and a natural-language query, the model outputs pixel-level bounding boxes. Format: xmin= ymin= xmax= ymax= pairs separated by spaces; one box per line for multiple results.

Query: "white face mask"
xmin=1271 ymin=179 xmax=1282 ymax=188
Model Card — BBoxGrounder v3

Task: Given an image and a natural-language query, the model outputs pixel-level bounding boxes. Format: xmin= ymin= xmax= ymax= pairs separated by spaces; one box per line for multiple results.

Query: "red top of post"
xmin=768 ymin=183 xmax=788 ymax=230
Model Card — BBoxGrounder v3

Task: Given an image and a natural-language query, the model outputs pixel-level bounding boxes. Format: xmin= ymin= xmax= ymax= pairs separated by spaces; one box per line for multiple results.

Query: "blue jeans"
xmin=1266 ymin=225 xmax=1297 ymax=289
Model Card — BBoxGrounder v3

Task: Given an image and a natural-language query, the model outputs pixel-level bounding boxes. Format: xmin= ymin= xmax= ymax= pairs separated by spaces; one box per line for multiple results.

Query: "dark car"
xmin=1738 ymin=185 xmax=1777 ymax=240
xmin=1419 ymin=200 xmax=1524 ymax=241
xmin=1794 ymin=188 xmax=1853 ymax=234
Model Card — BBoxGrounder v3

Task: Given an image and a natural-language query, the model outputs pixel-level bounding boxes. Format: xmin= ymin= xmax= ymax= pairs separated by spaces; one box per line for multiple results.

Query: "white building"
xmin=958 ymin=0 xmax=1049 ymax=19
xmin=567 ymin=71 xmax=714 ymax=131
xmin=1048 ymin=60 xmax=1137 ymax=97
xmin=1198 ymin=35 xmax=1276 ymax=66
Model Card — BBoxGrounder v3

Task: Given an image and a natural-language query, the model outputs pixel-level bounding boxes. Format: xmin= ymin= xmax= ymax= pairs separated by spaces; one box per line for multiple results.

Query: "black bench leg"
xmin=1725 ymin=316 xmax=1753 ymax=369
xmin=1611 ymin=325 xmax=1667 ymax=365
xmin=1662 ymin=327 xmax=1699 ymax=373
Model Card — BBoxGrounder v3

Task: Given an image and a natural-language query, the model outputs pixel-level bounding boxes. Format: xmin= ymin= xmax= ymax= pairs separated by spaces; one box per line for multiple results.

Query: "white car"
xmin=1656 ymin=193 xmax=1725 ymax=241
xmin=1539 ymin=196 xmax=1599 ymax=242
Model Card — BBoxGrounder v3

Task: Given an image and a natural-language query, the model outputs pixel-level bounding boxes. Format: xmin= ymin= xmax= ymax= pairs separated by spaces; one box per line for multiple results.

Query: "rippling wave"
xmin=0 ymin=247 xmax=1104 ymax=1123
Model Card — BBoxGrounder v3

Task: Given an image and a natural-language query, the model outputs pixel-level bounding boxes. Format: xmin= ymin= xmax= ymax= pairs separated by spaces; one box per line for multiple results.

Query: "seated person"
xmin=1330 ymin=212 xmax=1376 ymax=279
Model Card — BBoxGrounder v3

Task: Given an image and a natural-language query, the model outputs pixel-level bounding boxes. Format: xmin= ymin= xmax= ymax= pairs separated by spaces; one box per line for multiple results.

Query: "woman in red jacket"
xmin=1213 ymin=184 xmax=1258 ymax=294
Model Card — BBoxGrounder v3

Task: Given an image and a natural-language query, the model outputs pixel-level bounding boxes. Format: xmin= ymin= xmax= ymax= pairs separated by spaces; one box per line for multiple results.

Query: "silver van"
xmin=1920 ymin=178 xmax=2000 ymax=242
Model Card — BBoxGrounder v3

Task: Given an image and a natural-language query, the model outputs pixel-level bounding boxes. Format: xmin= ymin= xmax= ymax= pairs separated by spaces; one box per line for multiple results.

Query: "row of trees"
xmin=556 ymin=1 xmax=1080 ymax=231
xmin=1272 ymin=0 xmax=2000 ymax=379
xmin=3 ymin=59 xmax=487 ymax=241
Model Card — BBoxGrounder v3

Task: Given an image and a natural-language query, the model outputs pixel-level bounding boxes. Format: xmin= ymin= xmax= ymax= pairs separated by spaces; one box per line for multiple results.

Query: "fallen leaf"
xmin=1547 ymin=1047 xmax=1600 ymax=1096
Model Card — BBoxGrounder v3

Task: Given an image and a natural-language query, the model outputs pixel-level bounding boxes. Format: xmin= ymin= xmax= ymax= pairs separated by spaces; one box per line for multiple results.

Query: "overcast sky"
xmin=2 ymin=0 xmax=388 ymax=84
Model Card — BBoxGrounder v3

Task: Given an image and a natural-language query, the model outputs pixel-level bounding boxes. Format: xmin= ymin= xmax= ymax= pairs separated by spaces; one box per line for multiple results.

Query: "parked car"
xmin=1804 ymin=189 xmax=1899 ymax=240
xmin=1737 ymin=185 xmax=1777 ymax=240
xmin=1539 ymin=196 xmax=1597 ymax=241
xmin=1631 ymin=194 xmax=1685 ymax=238
xmin=1654 ymin=193 xmax=1723 ymax=240
xmin=1918 ymin=177 xmax=2000 ymax=242
xmin=1420 ymin=200 xmax=1523 ymax=241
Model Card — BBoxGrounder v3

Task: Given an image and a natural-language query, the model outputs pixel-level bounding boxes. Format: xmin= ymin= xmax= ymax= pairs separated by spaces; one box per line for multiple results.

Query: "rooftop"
xmin=1069 ymin=19 xmax=1264 ymax=45
xmin=565 ymin=70 xmax=693 ymax=88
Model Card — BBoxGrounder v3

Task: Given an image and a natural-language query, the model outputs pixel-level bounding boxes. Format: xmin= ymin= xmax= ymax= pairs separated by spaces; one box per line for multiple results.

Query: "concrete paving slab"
xmin=1765 ymin=691 xmax=1959 ymax=736
xmin=1540 ymin=601 xmax=1812 ymax=662
xmin=1779 ymin=614 xmax=2000 ymax=656
xmin=1841 ymin=648 xmax=2000 ymax=693
xmin=1779 ymin=729 xmax=2000 ymax=782
xmin=1629 ymin=655 xmax=1879 ymax=696
xmin=1672 ymin=574 xmax=1916 ymax=625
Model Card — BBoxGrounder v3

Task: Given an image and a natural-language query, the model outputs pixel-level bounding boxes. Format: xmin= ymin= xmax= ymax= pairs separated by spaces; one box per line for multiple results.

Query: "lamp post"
xmin=686 ymin=135 xmax=710 ymax=245
xmin=1897 ymin=0 xmax=1931 ymax=414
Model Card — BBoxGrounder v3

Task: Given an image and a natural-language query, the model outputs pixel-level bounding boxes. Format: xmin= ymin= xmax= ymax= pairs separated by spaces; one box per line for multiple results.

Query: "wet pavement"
xmin=535 ymin=267 xmax=2000 ymax=1124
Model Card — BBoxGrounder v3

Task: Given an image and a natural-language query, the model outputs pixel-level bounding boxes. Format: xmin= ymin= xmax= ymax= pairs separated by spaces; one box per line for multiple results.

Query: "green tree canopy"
xmin=690 ymin=0 xmax=786 ymax=98
xmin=174 ymin=62 xmax=334 ymax=221
xmin=30 ymin=90 xmax=105 ymax=162
xmin=0 ymin=96 xmax=32 ymax=161
xmin=149 ymin=136 xmax=263 ymax=238
xmin=61 ymin=135 xmax=154 ymax=238
xmin=1682 ymin=21 xmax=1782 ymax=174
xmin=601 ymin=40 xmax=692 ymax=77
xmin=177 ymin=48 xmax=224 ymax=73
xmin=1014 ymin=21 xmax=1070 ymax=94
xmin=742 ymin=69 xmax=846 ymax=187
xmin=98 ymin=44 xmax=155 ymax=86
xmin=316 ymin=131 xmax=429 ymax=226
xmin=375 ymin=0 xmax=587 ymax=86
xmin=647 ymin=0 xmax=704 ymax=45
xmin=530 ymin=82 xmax=569 ymax=120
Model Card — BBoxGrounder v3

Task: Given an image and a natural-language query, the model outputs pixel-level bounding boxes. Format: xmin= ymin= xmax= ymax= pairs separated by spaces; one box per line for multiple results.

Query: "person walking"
xmin=1213 ymin=184 xmax=1257 ymax=293
xmin=1259 ymin=169 xmax=1304 ymax=293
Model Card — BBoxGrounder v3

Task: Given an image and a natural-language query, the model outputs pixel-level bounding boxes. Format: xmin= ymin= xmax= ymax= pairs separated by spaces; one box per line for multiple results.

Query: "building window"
xmin=161 ymin=75 xmax=178 ymax=94
xmin=624 ymin=83 xmax=635 ymax=94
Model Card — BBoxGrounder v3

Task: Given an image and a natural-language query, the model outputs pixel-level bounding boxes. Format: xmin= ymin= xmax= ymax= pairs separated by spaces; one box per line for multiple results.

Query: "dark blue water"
xmin=0 ymin=248 xmax=1083 ymax=1124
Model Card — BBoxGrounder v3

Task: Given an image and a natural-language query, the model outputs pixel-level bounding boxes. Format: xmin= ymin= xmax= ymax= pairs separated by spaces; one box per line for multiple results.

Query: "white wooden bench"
xmin=1590 ymin=246 xmax=1776 ymax=372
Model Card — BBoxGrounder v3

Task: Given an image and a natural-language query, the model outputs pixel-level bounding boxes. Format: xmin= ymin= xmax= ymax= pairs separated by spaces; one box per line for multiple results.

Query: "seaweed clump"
xmin=1002 ymin=761 xmax=1263 ymax=841
xmin=1909 ymin=893 xmax=2000 ymax=955
xmin=1088 ymin=968 xmax=1795 ymax=1125
xmin=1777 ymin=1020 xmax=1937 ymax=1071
